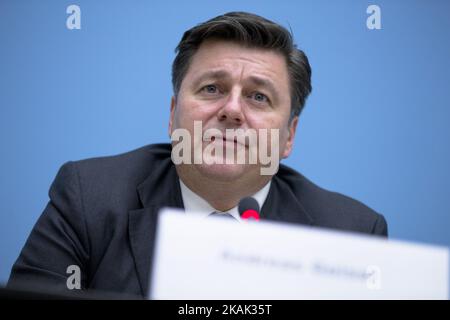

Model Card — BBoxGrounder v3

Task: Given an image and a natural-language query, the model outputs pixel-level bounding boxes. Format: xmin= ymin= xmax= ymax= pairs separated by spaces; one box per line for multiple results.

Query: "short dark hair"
xmin=172 ymin=11 xmax=312 ymax=121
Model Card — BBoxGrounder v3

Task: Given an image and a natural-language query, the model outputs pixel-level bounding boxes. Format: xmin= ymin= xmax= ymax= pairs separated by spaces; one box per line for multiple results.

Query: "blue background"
xmin=1 ymin=0 xmax=449 ymax=285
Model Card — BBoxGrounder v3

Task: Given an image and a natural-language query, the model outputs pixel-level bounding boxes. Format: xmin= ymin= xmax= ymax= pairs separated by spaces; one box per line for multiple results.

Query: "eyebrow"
xmin=192 ymin=69 xmax=281 ymax=102
xmin=191 ymin=70 xmax=231 ymax=89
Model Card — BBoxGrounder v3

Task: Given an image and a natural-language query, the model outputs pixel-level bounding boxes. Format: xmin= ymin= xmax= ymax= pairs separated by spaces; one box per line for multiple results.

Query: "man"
xmin=8 ymin=12 xmax=387 ymax=298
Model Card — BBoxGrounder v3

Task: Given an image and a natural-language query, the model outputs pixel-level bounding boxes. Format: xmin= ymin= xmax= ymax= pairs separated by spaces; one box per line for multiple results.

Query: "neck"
xmin=176 ymin=165 xmax=272 ymax=211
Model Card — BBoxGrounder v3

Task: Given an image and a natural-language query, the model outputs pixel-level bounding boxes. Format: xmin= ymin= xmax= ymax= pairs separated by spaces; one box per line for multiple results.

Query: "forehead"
xmin=185 ymin=40 xmax=290 ymax=88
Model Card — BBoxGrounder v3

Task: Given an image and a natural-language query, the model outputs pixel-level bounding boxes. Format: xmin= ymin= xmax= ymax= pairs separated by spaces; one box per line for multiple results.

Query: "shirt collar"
xmin=179 ymin=178 xmax=271 ymax=222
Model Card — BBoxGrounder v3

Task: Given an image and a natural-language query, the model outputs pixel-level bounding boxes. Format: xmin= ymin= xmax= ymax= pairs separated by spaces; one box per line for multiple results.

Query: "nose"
xmin=217 ymin=88 xmax=244 ymax=126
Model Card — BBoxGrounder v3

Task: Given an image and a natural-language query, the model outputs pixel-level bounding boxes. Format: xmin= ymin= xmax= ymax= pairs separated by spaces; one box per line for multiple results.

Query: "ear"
xmin=282 ymin=116 xmax=299 ymax=159
xmin=168 ymin=96 xmax=176 ymax=138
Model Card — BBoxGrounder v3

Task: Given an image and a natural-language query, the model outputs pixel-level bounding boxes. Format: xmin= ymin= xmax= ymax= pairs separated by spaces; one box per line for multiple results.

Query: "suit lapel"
xmin=261 ymin=174 xmax=314 ymax=226
xmin=128 ymin=158 xmax=183 ymax=297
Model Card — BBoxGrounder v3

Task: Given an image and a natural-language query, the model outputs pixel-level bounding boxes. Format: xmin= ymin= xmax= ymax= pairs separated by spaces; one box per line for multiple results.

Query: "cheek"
xmin=245 ymin=111 xmax=286 ymax=132
xmin=177 ymin=98 xmax=220 ymax=123
xmin=279 ymin=126 xmax=290 ymax=146
xmin=171 ymin=108 xmax=183 ymax=129
xmin=172 ymin=101 xmax=197 ymax=129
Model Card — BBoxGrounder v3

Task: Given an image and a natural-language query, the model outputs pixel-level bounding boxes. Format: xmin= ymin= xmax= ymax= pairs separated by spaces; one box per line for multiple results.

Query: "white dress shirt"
xmin=179 ymin=178 xmax=271 ymax=222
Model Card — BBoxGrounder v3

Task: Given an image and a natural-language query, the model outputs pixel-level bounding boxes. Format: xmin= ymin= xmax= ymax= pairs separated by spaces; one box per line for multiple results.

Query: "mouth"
xmin=208 ymin=135 xmax=248 ymax=148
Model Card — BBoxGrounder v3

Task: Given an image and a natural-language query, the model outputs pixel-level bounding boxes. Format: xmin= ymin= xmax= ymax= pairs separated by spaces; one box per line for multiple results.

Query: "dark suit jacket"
xmin=8 ymin=143 xmax=388 ymax=298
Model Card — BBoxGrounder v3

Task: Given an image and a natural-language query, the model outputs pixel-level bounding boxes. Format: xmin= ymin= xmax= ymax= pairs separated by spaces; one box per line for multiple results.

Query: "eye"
xmin=251 ymin=92 xmax=270 ymax=104
xmin=201 ymin=84 xmax=218 ymax=94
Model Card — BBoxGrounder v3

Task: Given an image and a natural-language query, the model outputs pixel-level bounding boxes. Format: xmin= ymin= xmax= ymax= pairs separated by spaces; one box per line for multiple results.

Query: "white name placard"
xmin=149 ymin=209 xmax=448 ymax=299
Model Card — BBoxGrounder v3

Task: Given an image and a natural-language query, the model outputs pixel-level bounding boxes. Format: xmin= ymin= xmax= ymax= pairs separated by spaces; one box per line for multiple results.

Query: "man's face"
xmin=169 ymin=40 xmax=298 ymax=181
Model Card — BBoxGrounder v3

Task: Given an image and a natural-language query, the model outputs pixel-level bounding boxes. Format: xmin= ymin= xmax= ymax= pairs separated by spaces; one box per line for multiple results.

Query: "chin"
xmin=195 ymin=162 xmax=251 ymax=182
